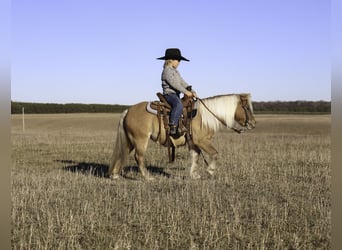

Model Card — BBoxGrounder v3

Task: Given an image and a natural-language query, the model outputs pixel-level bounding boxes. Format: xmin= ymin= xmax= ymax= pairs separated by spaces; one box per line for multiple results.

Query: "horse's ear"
xmin=239 ymin=93 xmax=250 ymax=104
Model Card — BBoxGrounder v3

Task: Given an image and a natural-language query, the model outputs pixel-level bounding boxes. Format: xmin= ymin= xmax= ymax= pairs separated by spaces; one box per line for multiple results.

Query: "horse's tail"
xmin=108 ymin=109 xmax=131 ymax=178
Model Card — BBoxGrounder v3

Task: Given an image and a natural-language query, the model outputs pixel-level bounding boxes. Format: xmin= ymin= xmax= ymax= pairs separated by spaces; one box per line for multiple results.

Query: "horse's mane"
xmin=198 ymin=94 xmax=249 ymax=132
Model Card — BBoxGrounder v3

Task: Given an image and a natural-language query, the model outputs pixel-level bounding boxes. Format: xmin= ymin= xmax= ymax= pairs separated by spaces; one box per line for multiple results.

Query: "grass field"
xmin=11 ymin=113 xmax=331 ymax=249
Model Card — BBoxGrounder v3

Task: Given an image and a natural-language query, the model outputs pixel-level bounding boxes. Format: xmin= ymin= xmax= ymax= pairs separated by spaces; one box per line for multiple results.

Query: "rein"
xmin=197 ymin=98 xmax=227 ymax=127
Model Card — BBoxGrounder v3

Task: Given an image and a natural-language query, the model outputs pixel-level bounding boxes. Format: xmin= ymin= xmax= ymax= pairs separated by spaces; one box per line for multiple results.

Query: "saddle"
xmin=149 ymin=92 xmax=197 ymax=162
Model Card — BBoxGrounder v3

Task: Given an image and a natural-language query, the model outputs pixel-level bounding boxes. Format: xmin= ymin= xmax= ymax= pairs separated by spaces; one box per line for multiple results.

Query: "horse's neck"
xmin=199 ymin=95 xmax=239 ymax=131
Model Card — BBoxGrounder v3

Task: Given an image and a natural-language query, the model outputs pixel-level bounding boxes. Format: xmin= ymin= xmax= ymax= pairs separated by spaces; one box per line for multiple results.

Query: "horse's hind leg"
xmin=134 ymin=139 xmax=154 ymax=181
xmin=109 ymin=145 xmax=133 ymax=179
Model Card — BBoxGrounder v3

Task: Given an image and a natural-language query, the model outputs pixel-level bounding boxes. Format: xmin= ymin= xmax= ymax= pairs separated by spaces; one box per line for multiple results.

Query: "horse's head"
xmin=233 ymin=94 xmax=256 ymax=133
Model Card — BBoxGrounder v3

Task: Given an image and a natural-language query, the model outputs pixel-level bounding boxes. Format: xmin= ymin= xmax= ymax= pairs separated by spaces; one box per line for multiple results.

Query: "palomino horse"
xmin=108 ymin=94 xmax=256 ymax=180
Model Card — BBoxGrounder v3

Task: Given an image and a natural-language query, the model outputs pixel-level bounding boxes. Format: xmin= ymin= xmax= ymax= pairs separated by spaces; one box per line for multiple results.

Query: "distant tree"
xmin=11 ymin=100 xmax=330 ymax=114
xmin=11 ymin=102 xmax=131 ymax=114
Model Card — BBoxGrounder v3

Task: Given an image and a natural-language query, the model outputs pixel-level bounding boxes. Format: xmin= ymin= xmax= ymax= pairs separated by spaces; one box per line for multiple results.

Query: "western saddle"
xmin=149 ymin=92 xmax=197 ymax=163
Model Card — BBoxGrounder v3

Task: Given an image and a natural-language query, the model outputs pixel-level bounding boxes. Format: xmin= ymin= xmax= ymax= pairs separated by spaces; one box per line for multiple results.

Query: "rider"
xmin=157 ymin=48 xmax=197 ymax=135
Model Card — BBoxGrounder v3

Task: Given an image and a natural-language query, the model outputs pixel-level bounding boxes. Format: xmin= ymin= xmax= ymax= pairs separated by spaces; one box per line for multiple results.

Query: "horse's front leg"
xmin=206 ymin=154 xmax=218 ymax=176
xmin=196 ymin=140 xmax=219 ymax=177
xmin=190 ymin=146 xmax=201 ymax=179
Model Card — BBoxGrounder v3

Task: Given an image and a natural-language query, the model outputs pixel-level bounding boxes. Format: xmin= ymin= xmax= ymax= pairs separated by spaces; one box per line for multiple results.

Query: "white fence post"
xmin=22 ymin=107 xmax=25 ymax=132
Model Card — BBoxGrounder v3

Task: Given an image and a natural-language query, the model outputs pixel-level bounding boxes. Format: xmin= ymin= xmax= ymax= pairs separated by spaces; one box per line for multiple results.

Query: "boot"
xmin=169 ymin=125 xmax=177 ymax=135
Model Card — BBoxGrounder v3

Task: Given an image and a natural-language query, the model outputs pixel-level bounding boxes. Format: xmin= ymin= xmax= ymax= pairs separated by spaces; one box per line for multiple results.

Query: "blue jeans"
xmin=164 ymin=93 xmax=183 ymax=126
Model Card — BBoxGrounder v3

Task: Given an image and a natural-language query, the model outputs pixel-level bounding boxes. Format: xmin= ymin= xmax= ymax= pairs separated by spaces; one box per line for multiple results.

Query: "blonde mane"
xmin=197 ymin=94 xmax=241 ymax=132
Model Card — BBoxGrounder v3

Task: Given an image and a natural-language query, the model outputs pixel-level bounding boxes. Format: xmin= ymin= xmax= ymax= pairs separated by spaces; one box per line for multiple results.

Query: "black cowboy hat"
xmin=157 ymin=48 xmax=190 ymax=62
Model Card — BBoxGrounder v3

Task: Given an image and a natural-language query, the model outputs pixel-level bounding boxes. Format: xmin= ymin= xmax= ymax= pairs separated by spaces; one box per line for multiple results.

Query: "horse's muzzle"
xmin=233 ymin=118 xmax=256 ymax=133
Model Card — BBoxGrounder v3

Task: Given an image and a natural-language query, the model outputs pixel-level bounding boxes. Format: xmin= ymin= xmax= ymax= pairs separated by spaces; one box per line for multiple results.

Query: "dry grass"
xmin=11 ymin=113 xmax=331 ymax=249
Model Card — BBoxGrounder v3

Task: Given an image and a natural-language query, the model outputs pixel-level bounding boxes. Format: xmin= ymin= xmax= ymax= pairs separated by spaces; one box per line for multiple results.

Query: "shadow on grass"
xmin=57 ymin=160 xmax=172 ymax=179
xmin=57 ymin=160 xmax=108 ymax=178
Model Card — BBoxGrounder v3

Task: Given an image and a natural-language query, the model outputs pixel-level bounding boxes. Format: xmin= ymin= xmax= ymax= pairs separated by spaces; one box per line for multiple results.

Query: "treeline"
xmin=11 ymin=102 xmax=130 ymax=114
xmin=252 ymin=101 xmax=330 ymax=114
xmin=11 ymin=100 xmax=330 ymax=114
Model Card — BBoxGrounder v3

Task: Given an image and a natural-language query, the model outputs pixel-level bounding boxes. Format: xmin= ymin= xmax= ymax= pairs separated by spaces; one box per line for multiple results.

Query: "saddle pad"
xmin=146 ymin=102 xmax=168 ymax=115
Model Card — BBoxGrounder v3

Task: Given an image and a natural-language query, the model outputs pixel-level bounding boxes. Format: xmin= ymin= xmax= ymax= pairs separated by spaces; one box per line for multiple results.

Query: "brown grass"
xmin=11 ymin=113 xmax=331 ymax=249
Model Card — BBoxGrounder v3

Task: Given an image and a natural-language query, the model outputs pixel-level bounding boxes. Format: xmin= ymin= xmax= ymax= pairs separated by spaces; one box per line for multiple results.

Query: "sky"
xmin=11 ymin=0 xmax=330 ymax=105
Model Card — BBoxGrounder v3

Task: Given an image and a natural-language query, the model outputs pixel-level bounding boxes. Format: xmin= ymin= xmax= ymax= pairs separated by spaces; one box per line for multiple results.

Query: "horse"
xmin=107 ymin=93 xmax=256 ymax=180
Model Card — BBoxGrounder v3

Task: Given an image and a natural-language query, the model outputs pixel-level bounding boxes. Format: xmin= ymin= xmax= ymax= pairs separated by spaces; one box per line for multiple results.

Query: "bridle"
xmin=240 ymin=98 xmax=253 ymax=128
xmin=231 ymin=100 xmax=253 ymax=133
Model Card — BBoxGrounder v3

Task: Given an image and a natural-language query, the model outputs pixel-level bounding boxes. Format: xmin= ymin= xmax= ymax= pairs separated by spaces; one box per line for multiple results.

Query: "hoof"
xmin=109 ymin=174 xmax=121 ymax=180
xmin=206 ymin=169 xmax=215 ymax=176
xmin=190 ymin=173 xmax=201 ymax=179
xmin=145 ymin=175 xmax=155 ymax=181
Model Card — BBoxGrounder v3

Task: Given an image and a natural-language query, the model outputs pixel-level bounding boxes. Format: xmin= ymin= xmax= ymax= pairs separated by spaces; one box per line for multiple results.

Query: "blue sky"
xmin=11 ymin=0 xmax=330 ymax=105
